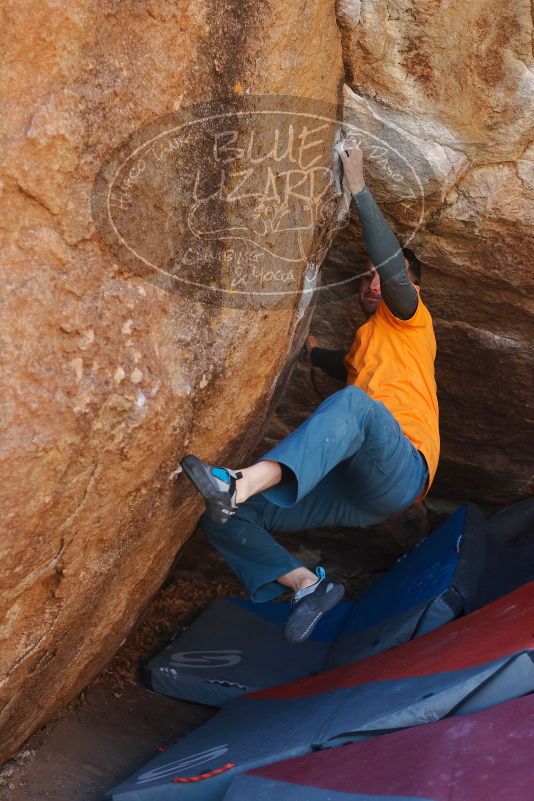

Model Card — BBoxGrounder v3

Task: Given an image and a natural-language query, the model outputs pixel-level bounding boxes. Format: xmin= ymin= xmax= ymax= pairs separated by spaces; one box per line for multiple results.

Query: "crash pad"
xmin=144 ymin=501 xmax=534 ymax=704
xmin=109 ymin=581 xmax=534 ymax=801
xmin=224 ymin=693 xmax=534 ymax=801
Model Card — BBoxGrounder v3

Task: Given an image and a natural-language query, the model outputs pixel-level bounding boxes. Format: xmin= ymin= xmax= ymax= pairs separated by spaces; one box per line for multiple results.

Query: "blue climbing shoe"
xmin=284 ymin=567 xmax=345 ymax=644
xmin=181 ymin=454 xmax=242 ymax=525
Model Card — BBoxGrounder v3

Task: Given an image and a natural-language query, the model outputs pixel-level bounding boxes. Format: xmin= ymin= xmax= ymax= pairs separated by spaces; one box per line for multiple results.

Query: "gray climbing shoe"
xmin=284 ymin=567 xmax=345 ymax=644
xmin=181 ymin=454 xmax=242 ymax=525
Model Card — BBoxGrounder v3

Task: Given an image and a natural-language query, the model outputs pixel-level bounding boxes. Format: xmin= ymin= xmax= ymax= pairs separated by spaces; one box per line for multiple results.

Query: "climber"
xmin=181 ymin=143 xmax=440 ymax=644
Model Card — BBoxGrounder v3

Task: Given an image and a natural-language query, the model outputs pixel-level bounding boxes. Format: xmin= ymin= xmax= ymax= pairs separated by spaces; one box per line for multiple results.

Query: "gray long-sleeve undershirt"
xmin=310 ymin=185 xmax=418 ymax=381
xmin=311 ymin=347 xmax=347 ymax=382
xmin=351 ymin=185 xmax=418 ymax=321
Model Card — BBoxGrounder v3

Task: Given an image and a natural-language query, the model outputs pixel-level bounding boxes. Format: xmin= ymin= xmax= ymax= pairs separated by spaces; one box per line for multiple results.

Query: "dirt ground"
xmin=0 ymin=507 xmax=436 ymax=801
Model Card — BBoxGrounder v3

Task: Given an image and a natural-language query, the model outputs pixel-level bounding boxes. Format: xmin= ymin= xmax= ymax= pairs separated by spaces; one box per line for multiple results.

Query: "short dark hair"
xmin=402 ymin=248 xmax=422 ymax=285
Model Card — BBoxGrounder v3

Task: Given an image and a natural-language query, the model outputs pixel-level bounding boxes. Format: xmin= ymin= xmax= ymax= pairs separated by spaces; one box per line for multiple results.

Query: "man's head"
xmin=359 ymin=248 xmax=422 ymax=317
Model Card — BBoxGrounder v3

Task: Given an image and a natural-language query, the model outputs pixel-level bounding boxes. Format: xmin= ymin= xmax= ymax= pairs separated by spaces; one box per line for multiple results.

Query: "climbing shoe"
xmin=284 ymin=567 xmax=345 ymax=644
xmin=181 ymin=454 xmax=242 ymax=525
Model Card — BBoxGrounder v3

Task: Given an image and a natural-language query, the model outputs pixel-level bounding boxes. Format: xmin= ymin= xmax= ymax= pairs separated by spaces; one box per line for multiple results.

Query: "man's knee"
xmin=200 ymin=496 xmax=267 ymax=543
xmin=336 ymin=384 xmax=374 ymax=414
xmin=199 ymin=512 xmax=223 ymax=544
xmin=200 ymin=511 xmax=246 ymax=545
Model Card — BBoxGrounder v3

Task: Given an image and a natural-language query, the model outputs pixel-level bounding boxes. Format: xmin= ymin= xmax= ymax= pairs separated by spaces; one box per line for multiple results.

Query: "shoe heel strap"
xmin=293 ymin=570 xmax=326 ymax=603
xmin=210 ymin=467 xmax=243 ymax=483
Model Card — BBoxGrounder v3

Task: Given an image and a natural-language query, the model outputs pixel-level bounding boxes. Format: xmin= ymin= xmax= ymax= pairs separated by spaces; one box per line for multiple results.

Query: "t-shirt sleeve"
xmin=379 ymin=294 xmax=431 ymax=334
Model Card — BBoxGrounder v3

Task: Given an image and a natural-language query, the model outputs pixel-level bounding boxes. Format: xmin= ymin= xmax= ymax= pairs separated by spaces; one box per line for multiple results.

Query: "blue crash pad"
xmin=144 ymin=499 xmax=534 ymax=704
xmin=110 ymin=582 xmax=534 ymax=801
xmin=145 ymin=505 xmax=468 ymax=703
xmin=223 ymin=694 xmax=534 ymax=801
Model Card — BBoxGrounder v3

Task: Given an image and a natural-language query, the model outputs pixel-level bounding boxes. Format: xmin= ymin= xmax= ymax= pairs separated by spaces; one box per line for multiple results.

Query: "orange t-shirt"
xmin=343 ymin=294 xmax=440 ymax=496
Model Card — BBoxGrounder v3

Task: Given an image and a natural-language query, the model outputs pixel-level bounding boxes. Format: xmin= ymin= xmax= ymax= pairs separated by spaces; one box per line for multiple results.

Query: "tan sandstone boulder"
xmin=0 ymin=0 xmax=343 ymax=760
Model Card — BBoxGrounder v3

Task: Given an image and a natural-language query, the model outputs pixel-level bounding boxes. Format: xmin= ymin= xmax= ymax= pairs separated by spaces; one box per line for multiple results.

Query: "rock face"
xmin=0 ymin=1 xmax=344 ymax=761
xmin=325 ymin=0 xmax=534 ymax=502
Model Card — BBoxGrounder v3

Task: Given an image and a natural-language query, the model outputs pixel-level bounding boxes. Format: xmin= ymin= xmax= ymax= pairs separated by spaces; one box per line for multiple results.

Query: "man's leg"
xmin=182 ymin=386 xmax=381 ymax=522
xmin=200 ymin=464 xmax=356 ymax=603
xmin=200 ymin=464 xmax=357 ymax=642
xmin=256 ymin=385 xmax=377 ymax=507
xmin=254 ymin=385 xmax=429 ymax=512
xmin=200 ymin=399 xmax=427 ymax=641
xmin=201 ymin=397 xmax=427 ymax=604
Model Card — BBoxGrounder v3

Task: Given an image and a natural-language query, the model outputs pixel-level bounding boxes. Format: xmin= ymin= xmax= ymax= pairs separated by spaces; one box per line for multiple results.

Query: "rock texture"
xmin=324 ymin=0 xmax=534 ymax=502
xmin=0 ymin=0 xmax=343 ymax=761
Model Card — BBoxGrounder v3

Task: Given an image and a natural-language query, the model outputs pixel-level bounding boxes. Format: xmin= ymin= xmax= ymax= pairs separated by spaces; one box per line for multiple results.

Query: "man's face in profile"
xmin=359 ymin=260 xmax=382 ymax=317
xmin=360 ymin=258 xmax=415 ymax=317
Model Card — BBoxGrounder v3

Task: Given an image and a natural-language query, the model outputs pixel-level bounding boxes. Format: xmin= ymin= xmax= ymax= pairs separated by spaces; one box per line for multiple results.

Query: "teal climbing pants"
xmin=201 ymin=386 xmax=428 ymax=601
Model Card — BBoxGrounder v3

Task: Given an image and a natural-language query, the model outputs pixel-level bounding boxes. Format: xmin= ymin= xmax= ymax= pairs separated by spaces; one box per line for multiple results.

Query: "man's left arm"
xmin=340 ymin=144 xmax=418 ymax=321
xmin=352 ymin=186 xmax=418 ymax=320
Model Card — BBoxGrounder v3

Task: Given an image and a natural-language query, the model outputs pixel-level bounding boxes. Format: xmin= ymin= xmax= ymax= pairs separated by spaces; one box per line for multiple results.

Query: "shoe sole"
xmin=284 ymin=583 xmax=345 ymax=644
xmin=181 ymin=455 xmax=231 ymax=525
